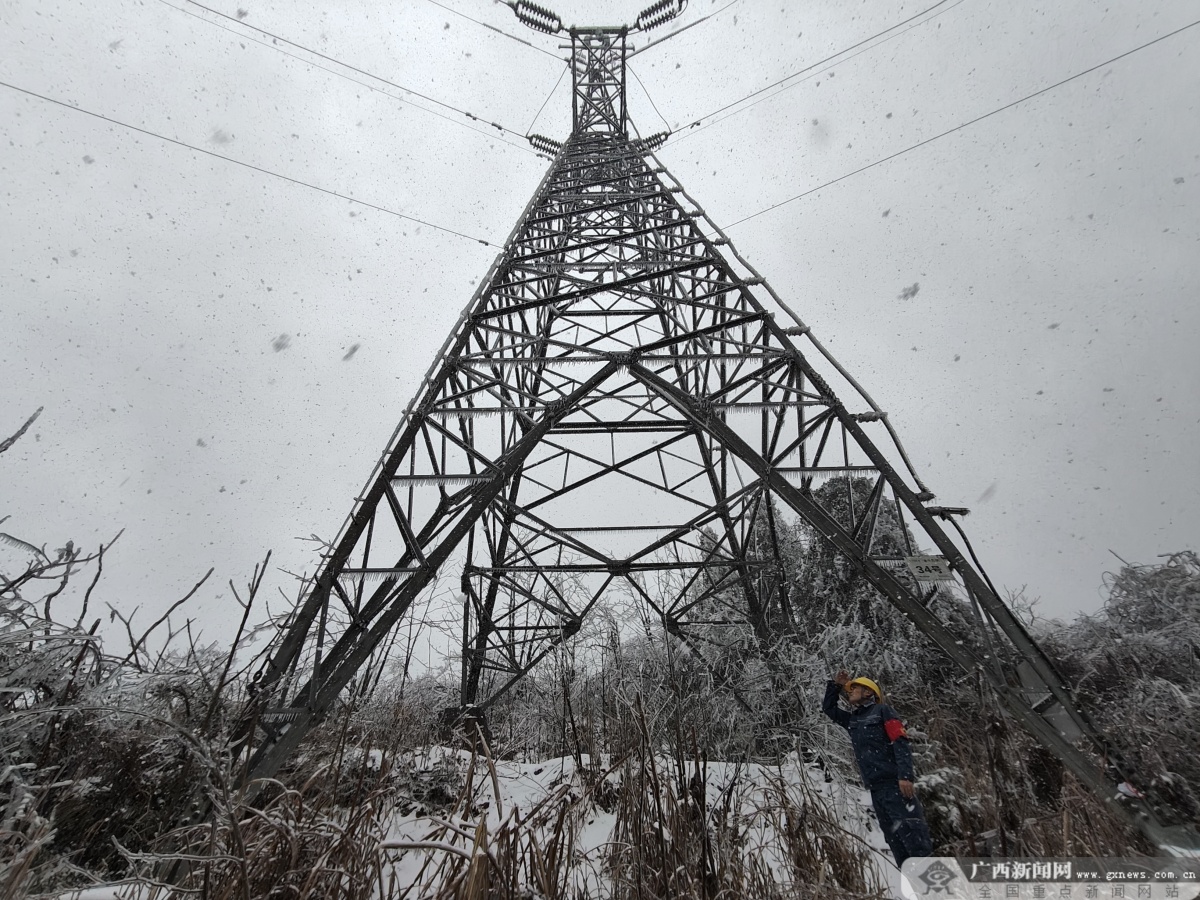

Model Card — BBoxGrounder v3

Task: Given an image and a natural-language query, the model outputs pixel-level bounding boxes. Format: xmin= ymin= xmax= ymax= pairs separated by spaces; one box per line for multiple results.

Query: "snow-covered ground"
xmin=54 ymin=746 xmax=904 ymax=899
xmin=372 ymin=746 xmax=902 ymax=897
xmin=55 ymin=746 xmax=1200 ymax=899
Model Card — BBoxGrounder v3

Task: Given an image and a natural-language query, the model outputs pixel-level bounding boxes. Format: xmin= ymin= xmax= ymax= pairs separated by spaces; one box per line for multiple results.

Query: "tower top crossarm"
xmin=507 ymin=0 xmax=687 ymax=136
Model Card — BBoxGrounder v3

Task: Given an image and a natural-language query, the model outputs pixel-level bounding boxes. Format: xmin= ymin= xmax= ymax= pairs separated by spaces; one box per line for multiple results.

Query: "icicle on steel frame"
xmin=238 ymin=4 xmax=1196 ymax=853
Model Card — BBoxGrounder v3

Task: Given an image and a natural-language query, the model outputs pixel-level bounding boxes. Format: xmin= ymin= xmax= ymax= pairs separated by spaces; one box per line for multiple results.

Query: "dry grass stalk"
xmin=598 ymin=695 xmax=885 ymax=900
xmin=124 ymin=750 xmax=402 ymax=900
xmin=381 ymin=729 xmax=587 ymax=900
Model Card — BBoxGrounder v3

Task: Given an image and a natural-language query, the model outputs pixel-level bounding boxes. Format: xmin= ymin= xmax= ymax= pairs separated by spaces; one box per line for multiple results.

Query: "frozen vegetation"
xmin=3 ymin=459 xmax=1198 ymax=897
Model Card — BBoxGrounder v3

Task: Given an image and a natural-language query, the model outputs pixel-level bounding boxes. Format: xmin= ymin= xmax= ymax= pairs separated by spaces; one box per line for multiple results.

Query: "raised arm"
xmin=821 ymin=678 xmax=851 ymax=728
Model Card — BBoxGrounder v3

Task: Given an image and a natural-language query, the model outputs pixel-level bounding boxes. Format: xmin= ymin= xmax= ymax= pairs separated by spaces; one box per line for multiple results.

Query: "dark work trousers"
xmin=870 ymin=781 xmax=933 ymax=867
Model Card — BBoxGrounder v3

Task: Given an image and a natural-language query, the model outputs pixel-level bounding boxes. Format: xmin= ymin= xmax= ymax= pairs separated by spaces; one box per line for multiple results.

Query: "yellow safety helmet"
xmin=846 ymin=677 xmax=883 ymax=701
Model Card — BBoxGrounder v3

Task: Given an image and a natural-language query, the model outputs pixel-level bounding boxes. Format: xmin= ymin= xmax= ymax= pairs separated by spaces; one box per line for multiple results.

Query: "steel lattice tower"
xmin=241 ymin=4 xmax=1194 ymax=852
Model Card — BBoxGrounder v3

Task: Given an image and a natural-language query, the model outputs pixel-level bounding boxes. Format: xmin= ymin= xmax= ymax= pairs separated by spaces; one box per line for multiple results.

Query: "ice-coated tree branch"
xmin=0 ymin=406 xmax=42 ymax=455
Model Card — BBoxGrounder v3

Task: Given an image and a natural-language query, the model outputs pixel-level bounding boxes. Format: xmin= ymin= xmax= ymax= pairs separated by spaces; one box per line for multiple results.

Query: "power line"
xmin=158 ymin=0 xmax=537 ymax=157
xmin=173 ymin=0 xmax=534 ymax=147
xmin=723 ymin=16 xmax=1200 ymax=230
xmin=527 ymin=64 xmax=569 ymax=135
xmin=0 ymin=79 xmax=497 ymax=247
xmin=692 ymin=0 xmax=954 ymax=126
xmin=673 ymin=0 xmax=968 ymax=148
xmin=666 ymin=0 xmax=959 ymax=146
xmin=628 ymin=64 xmax=672 ymax=134
xmin=425 ymin=0 xmax=564 ymax=62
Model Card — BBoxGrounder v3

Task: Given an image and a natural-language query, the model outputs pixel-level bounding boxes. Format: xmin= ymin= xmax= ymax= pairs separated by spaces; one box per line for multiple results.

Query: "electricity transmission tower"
xmin=241 ymin=1 xmax=1194 ymax=853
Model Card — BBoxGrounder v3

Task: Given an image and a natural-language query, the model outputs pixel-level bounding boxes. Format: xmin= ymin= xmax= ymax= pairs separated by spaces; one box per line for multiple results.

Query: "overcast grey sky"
xmin=2 ymin=0 xmax=1198 ymax=647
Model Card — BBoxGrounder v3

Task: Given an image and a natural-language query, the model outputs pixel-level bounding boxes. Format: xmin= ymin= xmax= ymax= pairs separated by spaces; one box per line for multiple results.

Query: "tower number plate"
xmin=905 ymin=555 xmax=955 ymax=581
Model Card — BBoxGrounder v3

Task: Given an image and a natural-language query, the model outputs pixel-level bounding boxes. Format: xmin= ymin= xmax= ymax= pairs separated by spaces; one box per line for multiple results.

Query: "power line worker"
xmin=822 ymin=670 xmax=933 ymax=867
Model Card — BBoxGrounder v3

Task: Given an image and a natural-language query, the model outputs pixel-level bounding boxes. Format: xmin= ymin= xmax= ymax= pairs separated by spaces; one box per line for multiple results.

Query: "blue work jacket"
xmin=821 ymin=680 xmax=916 ymax=789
